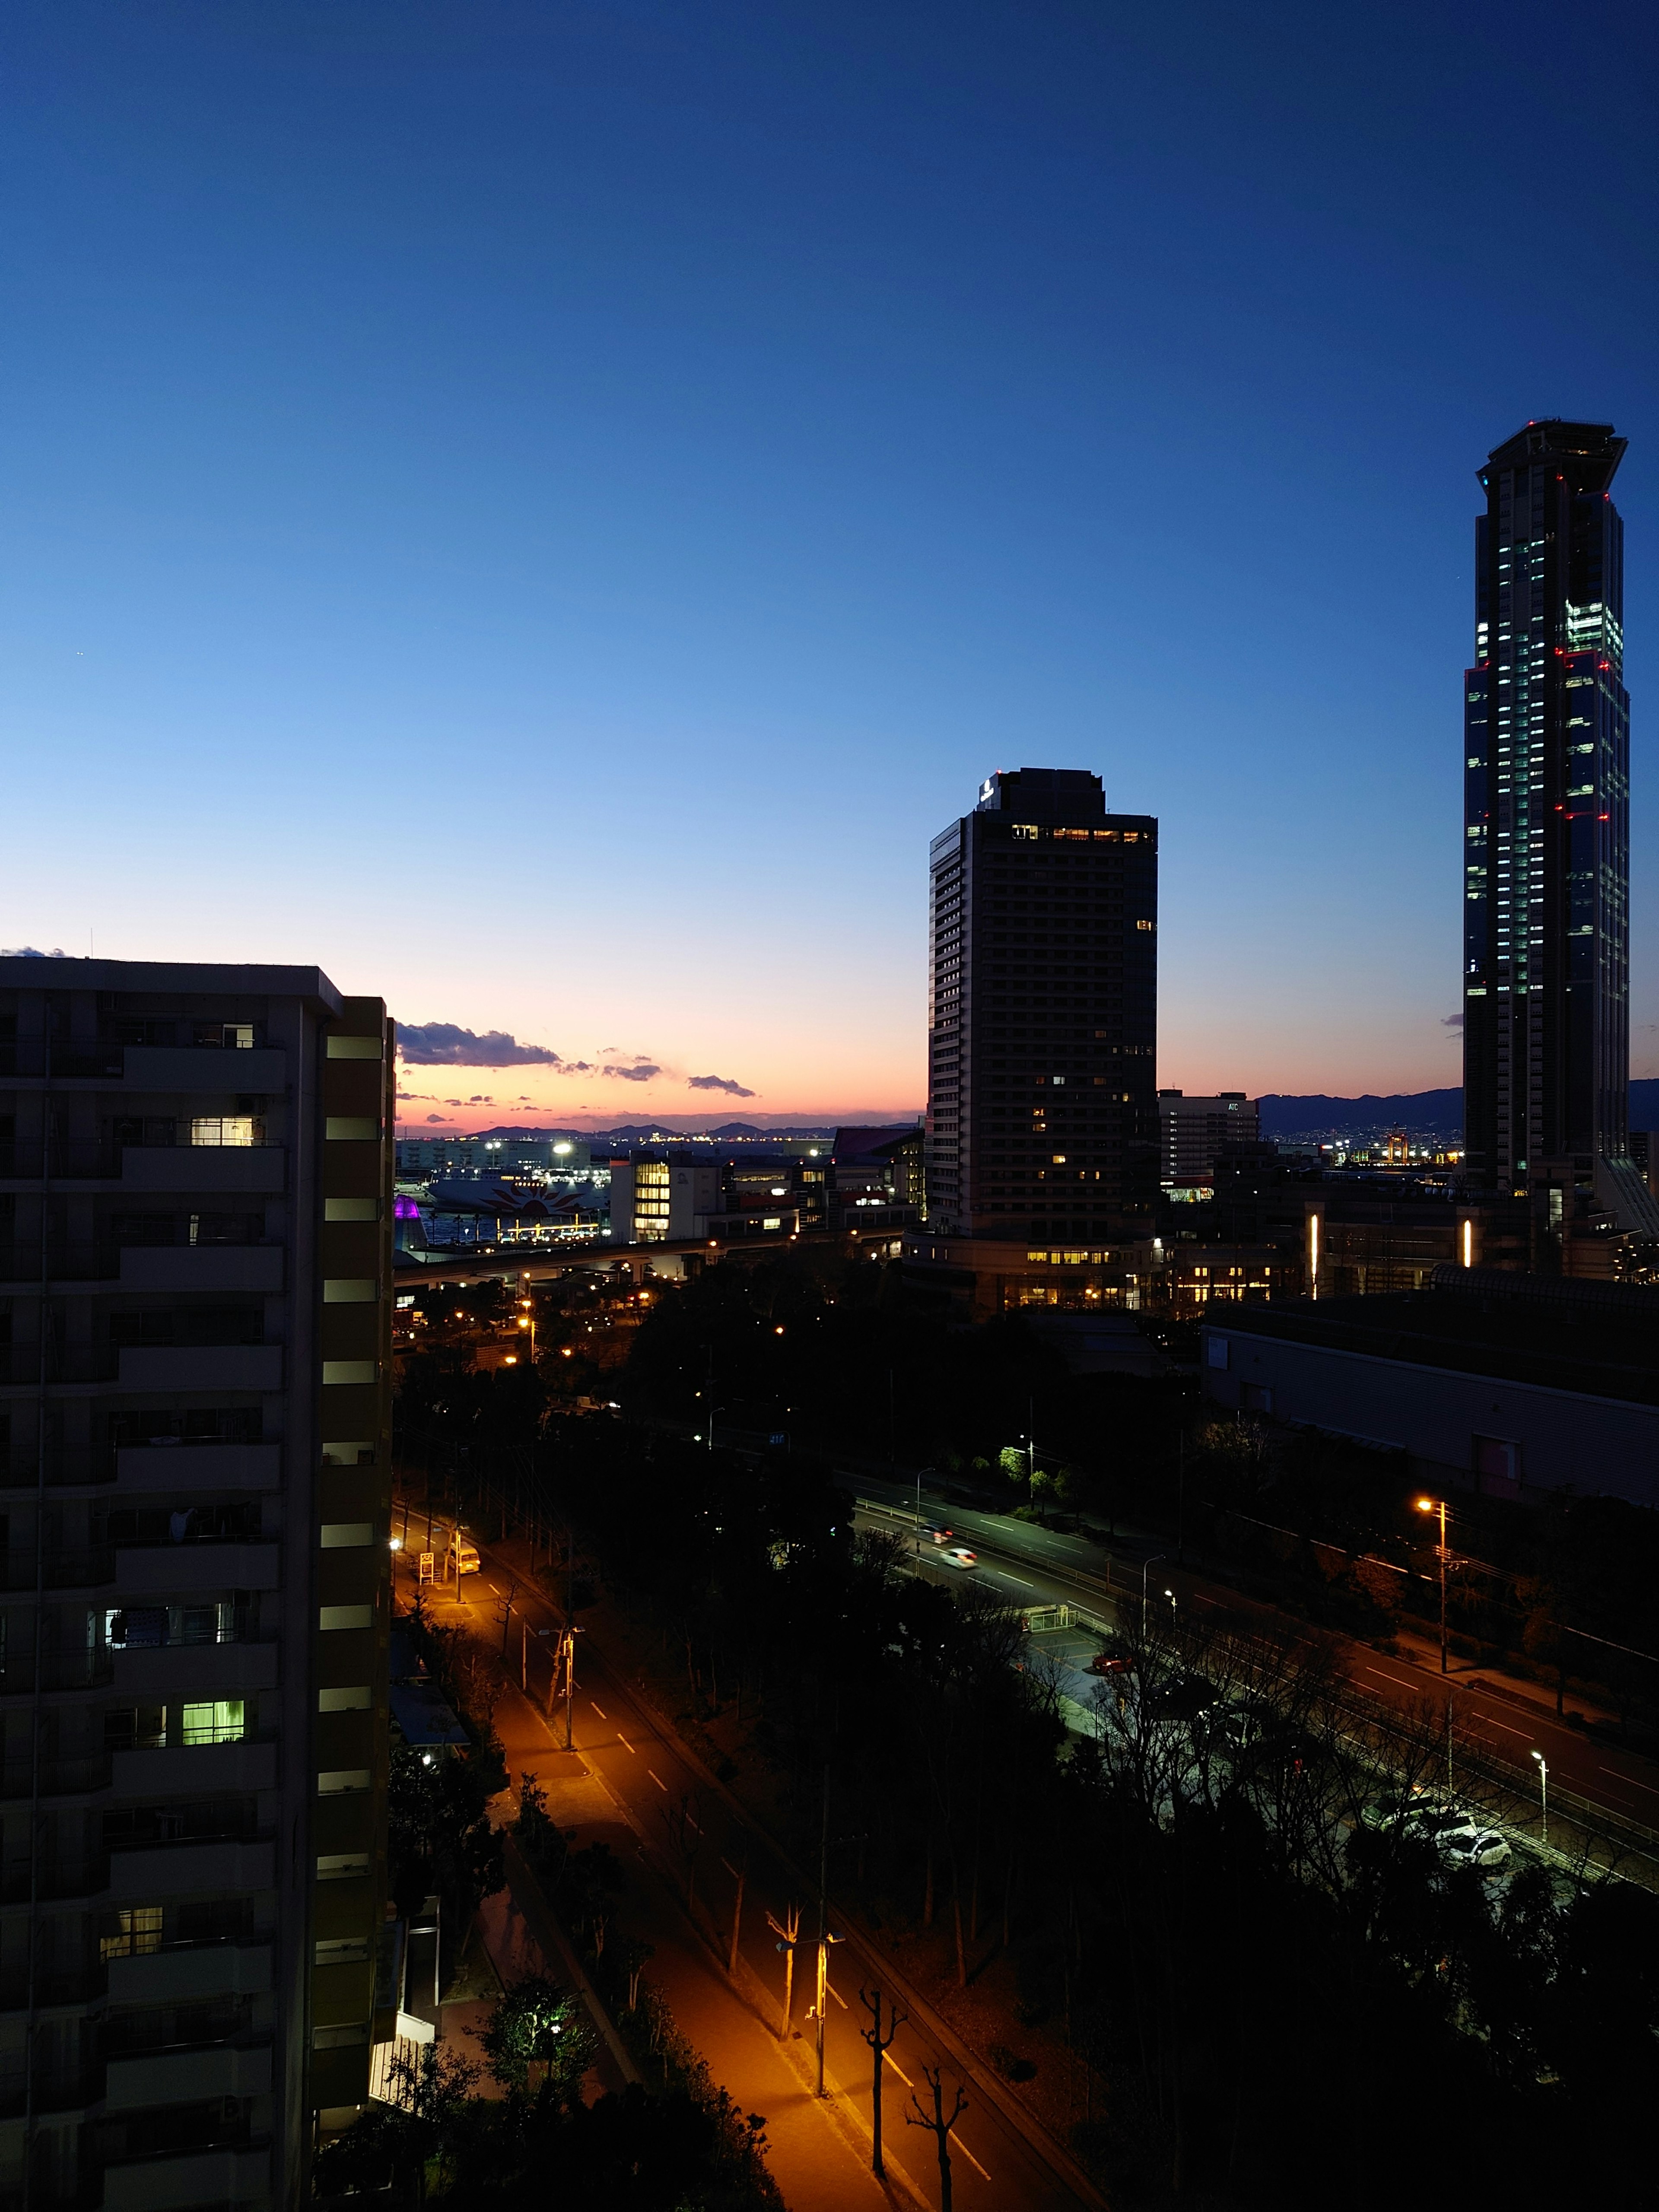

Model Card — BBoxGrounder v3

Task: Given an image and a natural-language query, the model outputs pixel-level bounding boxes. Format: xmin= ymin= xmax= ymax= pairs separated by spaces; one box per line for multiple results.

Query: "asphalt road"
xmin=395 ymin=1513 xmax=1097 ymax=2212
xmin=850 ymin=1480 xmax=1659 ymax=1876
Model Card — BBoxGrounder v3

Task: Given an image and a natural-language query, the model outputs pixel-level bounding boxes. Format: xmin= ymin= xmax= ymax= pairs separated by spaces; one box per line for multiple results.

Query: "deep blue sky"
xmin=3 ymin=0 xmax=1655 ymax=1119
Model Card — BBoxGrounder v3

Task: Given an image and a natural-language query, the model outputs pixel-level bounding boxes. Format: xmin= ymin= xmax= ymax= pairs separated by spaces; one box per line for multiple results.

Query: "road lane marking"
xmin=992 ymin=1570 xmax=1035 ymax=1587
xmin=687 ymin=1815 xmax=702 ymax=1831
xmin=955 ymin=2136 xmax=992 ymax=2181
xmin=618 ymin=1734 xmax=636 ymax=1754
xmin=1469 ymin=1714 xmax=1529 ymax=1738
xmin=647 ymin=1767 xmax=667 ymax=1790
xmin=591 ymin=1703 xmax=608 ymax=1720
xmin=1363 ymin=1665 xmax=1421 ymax=1691
xmin=1601 ymin=1767 xmax=1659 ymax=1795
xmin=884 ymin=2056 xmax=913 ymax=2089
xmin=826 ymin=1980 xmax=846 ymax=2009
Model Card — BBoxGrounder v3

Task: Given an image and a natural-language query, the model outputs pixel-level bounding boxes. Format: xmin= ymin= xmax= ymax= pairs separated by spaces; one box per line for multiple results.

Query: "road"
xmin=395 ymin=1515 xmax=1098 ymax=2212
xmin=850 ymin=1480 xmax=1659 ymax=1877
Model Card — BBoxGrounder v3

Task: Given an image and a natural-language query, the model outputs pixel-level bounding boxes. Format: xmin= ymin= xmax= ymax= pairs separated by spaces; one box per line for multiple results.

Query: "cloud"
xmin=397 ymin=1022 xmax=565 ymax=1067
xmin=687 ymin=1074 xmax=757 ymax=1097
xmin=603 ymin=1062 xmax=663 ymax=1083
xmin=425 ymin=1113 xmax=451 ymax=1123
xmin=467 ymin=1094 xmax=495 ymax=1104
xmin=1442 ymin=1013 xmax=1465 ymax=1030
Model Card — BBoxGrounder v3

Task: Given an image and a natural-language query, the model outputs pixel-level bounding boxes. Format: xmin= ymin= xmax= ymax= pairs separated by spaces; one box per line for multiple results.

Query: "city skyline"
xmin=3 ymin=4 xmax=1655 ymax=1116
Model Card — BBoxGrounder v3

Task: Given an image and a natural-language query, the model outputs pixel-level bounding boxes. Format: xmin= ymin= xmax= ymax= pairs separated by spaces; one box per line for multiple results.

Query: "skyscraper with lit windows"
xmin=1462 ymin=420 xmax=1657 ymax=1237
xmin=923 ymin=768 xmax=1158 ymax=1238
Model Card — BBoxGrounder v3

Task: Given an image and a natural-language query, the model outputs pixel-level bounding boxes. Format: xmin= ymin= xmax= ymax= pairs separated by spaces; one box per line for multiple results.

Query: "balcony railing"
xmin=0 ymin=1755 xmax=113 ymax=1801
xmin=0 ymin=1142 xmax=284 ymax=1182
xmin=100 ymin=2001 xmax=254 ymax=2058
xmin=0 ymin=1348 xmax=121 ymax=1386
xmin=0 ymin=1549 xmax=115 ymax=1593
xmin=0 ymin=1244 xmax=124 ymax=1283
xmin=0 ymin=1447 xmax=118 ymax=1491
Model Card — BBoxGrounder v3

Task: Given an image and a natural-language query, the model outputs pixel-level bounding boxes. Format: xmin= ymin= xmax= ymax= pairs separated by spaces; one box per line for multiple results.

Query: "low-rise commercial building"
xmin=608 ymin=1151 xmax=827 ymax=1244
xmin=1201 ymin=1268 xmax=1659 ymax=1509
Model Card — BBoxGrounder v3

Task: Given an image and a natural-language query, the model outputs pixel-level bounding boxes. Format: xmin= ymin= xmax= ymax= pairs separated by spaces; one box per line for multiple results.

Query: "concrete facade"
xmin=0 ymin=960 xmax=394 ymax=2212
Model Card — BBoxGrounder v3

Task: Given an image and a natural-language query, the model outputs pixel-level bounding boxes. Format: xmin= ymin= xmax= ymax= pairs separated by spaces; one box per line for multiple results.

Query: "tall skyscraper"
xmin=1462 ymin=420 xmax=1657 ymax=1237
xmin=0 ymin=959 xmax=394 ymax=2212
xmin=925 ymin=769 xmax=1158 ymax=1238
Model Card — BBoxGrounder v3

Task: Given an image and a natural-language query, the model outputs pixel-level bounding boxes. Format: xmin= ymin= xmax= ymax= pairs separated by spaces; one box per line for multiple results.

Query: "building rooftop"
xmin=1208 ymin=1268 xmax=1659 ymax=1408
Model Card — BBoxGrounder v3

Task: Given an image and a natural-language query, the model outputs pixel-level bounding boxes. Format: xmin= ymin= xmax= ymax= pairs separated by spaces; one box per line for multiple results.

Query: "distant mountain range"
xmin=404 ymin=1117 xmax=921 ymax=1142
xmin=1258 ymin=1082 xmax=1659 ymax=1141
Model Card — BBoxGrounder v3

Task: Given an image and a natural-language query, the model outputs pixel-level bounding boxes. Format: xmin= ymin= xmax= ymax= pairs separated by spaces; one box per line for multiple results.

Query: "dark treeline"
xmin=397 ymin=1248 xmax=1659 ymax=1721
xmin=548 ymin=1419 xmax=1659 ymax=2207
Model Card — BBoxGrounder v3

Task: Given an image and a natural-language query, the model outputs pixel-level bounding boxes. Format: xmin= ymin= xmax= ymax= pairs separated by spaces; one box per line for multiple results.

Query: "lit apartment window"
xmin=100 ymin=1907 xmax=163 ymax=1962
xmin=181 ymin=1699 xmax=246 ymax=1745
xmin=189 ymin=1116 xmax=263 ymax=1147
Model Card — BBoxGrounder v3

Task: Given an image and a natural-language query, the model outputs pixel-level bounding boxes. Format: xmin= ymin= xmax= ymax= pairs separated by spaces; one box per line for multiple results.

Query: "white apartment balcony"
xmin=117 ymin=1346 xmax=283 ymax=1392
xmin=105 ymin=2040 xmax=271 ymax=2110
xmin=113 ymin=1640 xmax=280 ymax=1697
xmin=116 ymin=1443 xmax=281 ymax=1492
xmin=121 ymin=1146 xmax=287 ymax=1194
xmin=106 ymin=1837 xmax=273 ymax=1897
xmin=111 ymin=1741 xmax=277 ymax=1796
xmin=107 ymin=1941 xmax=272 ymax=2005
xmin=118 ymin=1245 xmax=285 ymax=1294
xmin=115 ymin=1542 xmax=279 ymax=1595
xmin=102 ymin=2145 xmax=269 ymax=2212
xmin=120 ymin=1045 xmax=287 ymax=1090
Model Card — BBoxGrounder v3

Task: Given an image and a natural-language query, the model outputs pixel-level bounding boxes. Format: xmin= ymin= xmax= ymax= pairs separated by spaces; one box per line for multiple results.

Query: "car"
xmin=1439 ymin=1827 xmax=1512 ymax=1871
xmin=1087 ymin=1640 xmax=1135 ymax=1676
xmin=922 ymin=1524 xmax=953 ymax=1545
xmin=941 ymin=1546 xmax=979 ymax=1570
xmin=450 ymin=1535 xmax=481 ymax=1576
xmin=1402 ymin=1800 xmax=1480 ymax=1841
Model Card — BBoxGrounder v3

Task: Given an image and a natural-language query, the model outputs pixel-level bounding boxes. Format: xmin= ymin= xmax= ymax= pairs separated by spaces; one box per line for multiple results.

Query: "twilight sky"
xmin=3 ymin=0 xmax=1656 ymax=1129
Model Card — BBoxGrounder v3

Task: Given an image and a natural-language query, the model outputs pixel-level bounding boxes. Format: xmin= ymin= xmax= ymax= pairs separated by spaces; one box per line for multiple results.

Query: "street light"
xmin=1164 ymin=1587 xmax=1176 ymax=1627
xmin=1531 ymin=1749 xmax=1549 ymax=1847
xmin=1415 ymin=1497 xmax=1449 ymax=1675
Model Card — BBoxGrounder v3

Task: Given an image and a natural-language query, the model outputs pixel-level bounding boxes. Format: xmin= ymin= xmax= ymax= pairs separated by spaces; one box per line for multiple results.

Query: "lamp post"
xmin=1165 ymin=1587 xmax=1176 ymax=1628
xmin=517 ymin=1299 xmax=536 ymax=1361
xmin=1141 ymin=1554 xmax=1166 ymax=1635
xmin=1416 ymin=1496 xmax=1449 ymax=1674
xmin=1531 ymin=1749 xmax=1549 ymax=1848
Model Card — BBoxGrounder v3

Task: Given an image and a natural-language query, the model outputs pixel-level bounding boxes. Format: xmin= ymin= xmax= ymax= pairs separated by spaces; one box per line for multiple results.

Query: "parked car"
xmin=450 ymin=1534 xmax=481 ymax=1576
xmin=1439 ymin=1826 xmax=1512 ymax=1871
xmin=1087 ymin=1639 xmax=1136 ymax=1677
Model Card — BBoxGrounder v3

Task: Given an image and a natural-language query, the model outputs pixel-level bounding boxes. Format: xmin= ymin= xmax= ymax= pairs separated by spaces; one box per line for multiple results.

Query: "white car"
xmin=1439 ymin=1827 xmax=1512 ymax=1871
xmin=941 ymin=1546 xmax=979 ymax=1570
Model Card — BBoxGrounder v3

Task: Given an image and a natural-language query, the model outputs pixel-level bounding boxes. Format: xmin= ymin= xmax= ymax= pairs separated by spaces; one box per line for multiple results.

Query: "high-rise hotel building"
xmin=923 ymin=769 xmax=1158 ymax=1241
xmin=0 ymin=960 xmax=394 ymax=2212
xmin=1462 ymin=421 xmax=1658 ymax=1237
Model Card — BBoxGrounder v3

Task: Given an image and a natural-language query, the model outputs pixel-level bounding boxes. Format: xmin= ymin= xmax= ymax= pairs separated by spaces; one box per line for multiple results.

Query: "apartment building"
xmin=0 ymin=959 xmax=393 ymax=2212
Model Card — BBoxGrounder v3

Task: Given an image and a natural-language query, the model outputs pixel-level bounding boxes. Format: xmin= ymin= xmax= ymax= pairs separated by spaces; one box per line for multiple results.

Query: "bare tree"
xmin=859 ymin=1982 xmax=906 ymax=2179
xmin=906 ymin=2064 xmax=969 ymax=2212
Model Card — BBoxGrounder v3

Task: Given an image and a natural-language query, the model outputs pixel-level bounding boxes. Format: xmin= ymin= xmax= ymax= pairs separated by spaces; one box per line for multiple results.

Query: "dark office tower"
xmin=925 ymin=769 xmax=1158 ymax=1236
xmin=0 ymin=960 xmax=394 ymax=2212
xmin=1462 ymin=421 xmax=1656 ymax=1234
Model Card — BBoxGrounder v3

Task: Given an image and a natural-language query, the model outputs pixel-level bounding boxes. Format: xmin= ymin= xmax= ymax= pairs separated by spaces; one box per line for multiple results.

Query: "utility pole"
xmin=814 ymin=1768 xmax=830 ymax=2095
